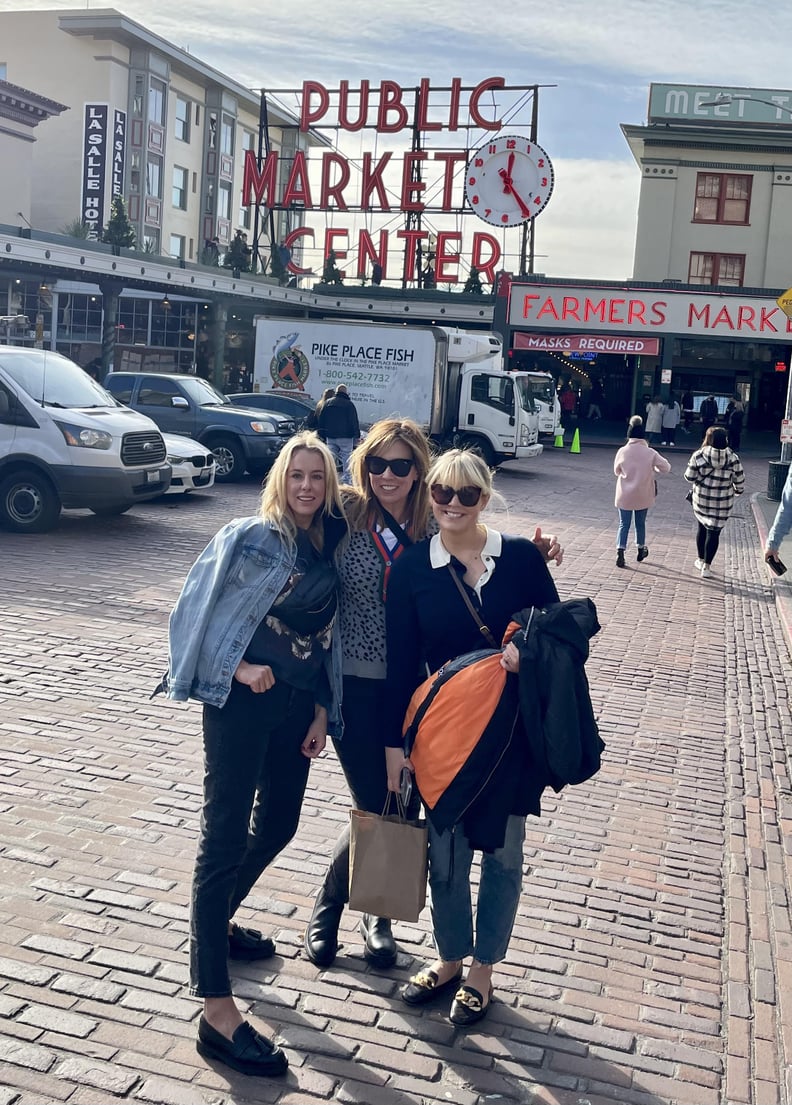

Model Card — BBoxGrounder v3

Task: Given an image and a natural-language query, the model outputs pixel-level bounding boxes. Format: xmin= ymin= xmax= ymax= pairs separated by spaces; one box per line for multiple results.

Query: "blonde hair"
xmin=427 ymin=447 xmax=493 ymax=497
xmin=346 ymin=418 xmax=433 ymax=538
xmin=259 ymin=431 xmax=344 ymax=548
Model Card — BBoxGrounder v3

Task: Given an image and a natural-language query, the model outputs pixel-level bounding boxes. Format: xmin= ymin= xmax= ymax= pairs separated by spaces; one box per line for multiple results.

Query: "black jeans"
xmin=189 ymin=679 xmax=315 ymax=997
xmin=696 ymin=522 xmax=722 ymax=565
xmin=322 ymin=676 xmax=418 ymax=903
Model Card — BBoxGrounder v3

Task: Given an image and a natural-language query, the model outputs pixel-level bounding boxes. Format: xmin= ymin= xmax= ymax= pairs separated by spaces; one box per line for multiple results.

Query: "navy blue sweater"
xmin=384 ymin=534 xmax=559 ymax=748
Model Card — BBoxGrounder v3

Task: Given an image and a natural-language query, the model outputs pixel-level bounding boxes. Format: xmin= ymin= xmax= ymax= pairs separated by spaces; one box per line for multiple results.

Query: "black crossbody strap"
xmin=447 ymin=564 xmax=499 ymax=649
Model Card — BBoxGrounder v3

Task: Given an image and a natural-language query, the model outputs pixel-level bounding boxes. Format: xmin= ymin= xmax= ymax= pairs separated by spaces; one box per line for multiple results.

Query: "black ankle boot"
xmin=637 ymin=546 xmax=649 ymax=562
xmin=360 ymin=914 xmax=397 ymax=967
xmin=616 ymin=549 xmax=626 ymax=568
xmin=304 ymin=885 xmax=344 ymax=968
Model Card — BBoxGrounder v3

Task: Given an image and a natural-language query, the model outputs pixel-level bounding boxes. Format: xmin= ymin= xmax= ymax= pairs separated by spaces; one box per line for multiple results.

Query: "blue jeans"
xmin=327 ymin=438 xmax=355 ymax=482
xmin=189 ymin=679 xmax=314 ymax=997
xmin=427 ymin=814 xmax=526 ymax=965
xmin=617 ymin=508 xmax=647 ymax=549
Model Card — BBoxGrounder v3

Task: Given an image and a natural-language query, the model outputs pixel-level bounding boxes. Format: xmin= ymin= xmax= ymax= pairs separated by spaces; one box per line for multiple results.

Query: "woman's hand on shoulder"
xmin=532 ymin=526 xmax=563 ymax=566
xmin=234 ymin=659 xmax=275 ymax=693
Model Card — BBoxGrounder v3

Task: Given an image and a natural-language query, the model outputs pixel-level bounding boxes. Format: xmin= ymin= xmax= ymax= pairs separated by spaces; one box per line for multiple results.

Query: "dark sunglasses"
xmin=365 ymin=455 xmax=415 ymax=477
xmin=430 ymin=483 xmax=483 ymax=507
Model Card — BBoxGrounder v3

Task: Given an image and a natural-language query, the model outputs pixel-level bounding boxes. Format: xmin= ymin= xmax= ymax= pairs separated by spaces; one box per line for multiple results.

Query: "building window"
xmin=172 ymin=166 xmax=188 ymax=209
xmin=175 ymin=97 xmax=190 ymax=142
xmin=218 ymin=181 xmax=232 ymax=221
xmin=144 ymin=230 xmax=161 ymax=254
xmin=149 ymin=77 xmax=166 ymax=126
xmin=169 ymin=234 xmax=186 ymax=260
xmin=688 ymin=252 xmax=745 ymax=286
xmin=239 ymin=203 xmax=251 ymax=231
xmin=146 ymin=155 xmax=162 ymax=199
xmin=693 ymin=173 xmax=752 ymax=224
xmin=220 ymin=113 xmax=235 ymax=156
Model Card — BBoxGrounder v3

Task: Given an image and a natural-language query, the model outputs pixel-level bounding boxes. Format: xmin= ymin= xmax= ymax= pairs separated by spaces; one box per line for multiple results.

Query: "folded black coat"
xmin=513 ymin=598 xmax=604 ymax=792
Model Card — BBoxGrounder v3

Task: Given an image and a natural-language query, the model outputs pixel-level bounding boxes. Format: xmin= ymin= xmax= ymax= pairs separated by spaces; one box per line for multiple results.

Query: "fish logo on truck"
xmin=268 ymin=332 xmax=310 ymax=391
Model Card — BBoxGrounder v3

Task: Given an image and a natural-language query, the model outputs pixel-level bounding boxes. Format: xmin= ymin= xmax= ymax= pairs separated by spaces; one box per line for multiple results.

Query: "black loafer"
xmin=228 ymin=924 xmax=276 ymax=961
xmin=196 ymin=1016 xmax=288 ymax=1076
xmin=360 ymin=914 xmax=397 ymax=967
xmin=449 ymin=984 xmax=493 ymax=1026
xmin=402 ymin=965 xmax=463 ymax=1006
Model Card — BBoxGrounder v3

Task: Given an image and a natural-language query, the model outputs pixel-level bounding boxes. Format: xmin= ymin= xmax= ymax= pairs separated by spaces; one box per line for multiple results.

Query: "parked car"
xmin=227 ymin=390 xmax=317 ymax=428
xmin=161 ymin=433 xmax=216 ymax=495
xmin=0 ymin=346 xmax=171 ymax=534
xmin=104 ymin=373 xmax=295 ymax=481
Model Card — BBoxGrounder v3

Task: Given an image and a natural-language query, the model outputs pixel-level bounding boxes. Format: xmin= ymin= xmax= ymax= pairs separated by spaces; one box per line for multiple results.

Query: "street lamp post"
xmin=700 ymin=94 xmax=792 ymax=496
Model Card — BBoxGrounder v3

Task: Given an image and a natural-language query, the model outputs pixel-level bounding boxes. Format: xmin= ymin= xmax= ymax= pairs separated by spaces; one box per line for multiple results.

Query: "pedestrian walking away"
xmin=304 ymin=421 xmax=564 ymax=971
xmin=306 ymin=386 xmax=335 ymax=435
xmin=684 ymin=425 xmax=745 ymax=578
xmin=765 ymin=461 xmax=792 ymax=570
xmin=383 ymin=449 xmax=573 ymax=1027
xmin=725 ymin=392 xmax=746 ymax=453
xmin=699 ymin=394 xmax=718 ymax=438
xmin=558 ymin=382 xmax=577 ymax=433
xmin=613 ymin=415 xmax=671 ymax=568
xmin=317 ymin=382 xmax=360 ymax=479
xmin=162 ymin=431 xmax=348 ymax=1077
xmin=660 ymin=394 xmax=681 ymax=445
xmin=644 ymin=395 xmax=664 ymax=445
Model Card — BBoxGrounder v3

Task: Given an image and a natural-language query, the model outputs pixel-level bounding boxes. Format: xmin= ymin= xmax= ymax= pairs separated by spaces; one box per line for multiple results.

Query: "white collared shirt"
xmin=429 ymin=526 xmax=502 ymax=597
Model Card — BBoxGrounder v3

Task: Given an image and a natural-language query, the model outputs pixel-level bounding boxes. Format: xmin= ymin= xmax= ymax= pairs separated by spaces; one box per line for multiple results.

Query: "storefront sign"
xmin=661 ymin=368 xmax=672 ymax=383
xmin=514 ymin=332 xmax=660 ymax=354
xmin=649 ymin=83 xmax=792 ymax=126
xmin=509 ymin=283 xmax=792 ymax=343
xmin=81 ymin=104 xmax=109 ymax=239
xmin=111 ymin=110 xmax=126 ymax=198
xmin=781 ymin=419 xmax=792 ymax=443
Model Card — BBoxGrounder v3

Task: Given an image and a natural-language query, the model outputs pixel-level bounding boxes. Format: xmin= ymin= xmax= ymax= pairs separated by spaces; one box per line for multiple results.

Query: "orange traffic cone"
xmin=570 ymin=428 xmax=581 ymax=454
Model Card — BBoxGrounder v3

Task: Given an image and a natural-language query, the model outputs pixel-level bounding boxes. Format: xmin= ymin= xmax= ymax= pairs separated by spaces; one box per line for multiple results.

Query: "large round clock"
xmin=465 ymin=135 xmax=555 ymax=227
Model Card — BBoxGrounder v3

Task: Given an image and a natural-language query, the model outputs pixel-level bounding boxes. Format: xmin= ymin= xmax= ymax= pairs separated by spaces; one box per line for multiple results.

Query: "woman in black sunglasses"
xmin=304 ymin=418 xmax=432 ymax=968
xmin=383 ymin=448 xmax=560 ymax=1025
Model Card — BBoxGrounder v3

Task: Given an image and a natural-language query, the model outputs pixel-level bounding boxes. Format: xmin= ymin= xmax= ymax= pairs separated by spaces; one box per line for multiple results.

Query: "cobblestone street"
xmin=1 ymin=441 xmax=791 ymax=1105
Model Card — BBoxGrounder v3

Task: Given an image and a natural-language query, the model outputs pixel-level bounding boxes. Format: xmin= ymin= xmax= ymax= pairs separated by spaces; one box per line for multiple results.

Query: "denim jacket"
xmin=164 ymin=515 xmax=344 ymax=737
xmin=768 ymin=466 xmax=792 ymax=551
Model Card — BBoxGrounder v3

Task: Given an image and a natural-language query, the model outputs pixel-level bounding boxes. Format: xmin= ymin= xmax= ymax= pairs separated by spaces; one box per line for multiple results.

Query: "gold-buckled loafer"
xmin=449 ymin=983 xmax=493 ymax=1026
xmin=401 ymin=965 xmax=463 ymax=1006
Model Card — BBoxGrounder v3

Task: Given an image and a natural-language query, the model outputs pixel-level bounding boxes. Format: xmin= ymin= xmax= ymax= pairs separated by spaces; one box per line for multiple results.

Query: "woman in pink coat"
xmin=613 ymin=415 xmax=671 ymax=568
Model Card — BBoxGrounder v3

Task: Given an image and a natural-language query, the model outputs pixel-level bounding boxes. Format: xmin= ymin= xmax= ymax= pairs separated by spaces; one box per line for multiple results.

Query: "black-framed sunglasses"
xmin=365 ymin=455 xmax=415 ymax=477
xmin=430 ymin=483 xmax=483 ymax=507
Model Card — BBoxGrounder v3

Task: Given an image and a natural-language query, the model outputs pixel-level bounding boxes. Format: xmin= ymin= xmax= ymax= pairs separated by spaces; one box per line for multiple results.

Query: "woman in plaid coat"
xmin=684 ymin=426 xmax=745 ymax=578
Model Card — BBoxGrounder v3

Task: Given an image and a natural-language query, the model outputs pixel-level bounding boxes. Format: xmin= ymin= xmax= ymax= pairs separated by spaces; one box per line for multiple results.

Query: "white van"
xmin=0 ymin=347 xmax=171 ymax=533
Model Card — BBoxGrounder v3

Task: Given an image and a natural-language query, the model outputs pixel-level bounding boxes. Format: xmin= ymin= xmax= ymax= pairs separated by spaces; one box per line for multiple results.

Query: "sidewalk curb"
xmin=751 ymin=490 xmax=792 ymax=659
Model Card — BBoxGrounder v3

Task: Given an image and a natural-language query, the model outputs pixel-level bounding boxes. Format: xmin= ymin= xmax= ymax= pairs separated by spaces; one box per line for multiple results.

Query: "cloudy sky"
xmin=2 ymin=0 xmax=786 ymax=281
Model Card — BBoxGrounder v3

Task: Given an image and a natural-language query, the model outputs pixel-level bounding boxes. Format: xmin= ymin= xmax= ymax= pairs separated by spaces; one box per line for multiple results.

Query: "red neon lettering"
xmin=416 ymin=78 xmax=442 ymax=132
xmin=711 ymin=305 xmax=736 ymax=330
xmin=435 ymin=231 xmax=462 ymax=283
xmin=583 ymin=298 xmax=606 ymax=322
xmin=536 ymin=297 xmax=560 ymax=321
xmin=688 ymin=303 xmax=710 ymax=327
xmin=319 ymin=153 xmax=351 ymax=210
xmin=561 ymin=297 xmax=580 ymax=321
xmin=469 ymin=77 xmax=505 ymax=130
xmin=433 ymin=152 xmax=467 ymax=210
xmin=447 ymin=77 xmax=462 ymax=131
xmin=471 ymin=232 xmax=500 ymax=284
xmin=281 ymin=151 xmax=313 ymax=208
xmin=737 ymin=306 xmax=757 ymax=330
xmin=338 ymin=80 xmax=369 ymax=131
xmin=760 ymin=307 xmax=780 ymax=332
xmin=400 ymin=152 xmax=427 ymax=212
xmin=241 ymin=149 xmax=278 ymax=206
xmin=300 ymin=81 xmax=329 ymax=131
xmin=522 ymin=293 xmax=541 ymax=318
xmin=650 ymin=301 xmax=667 ymax=325
xmin=377 ymin=80 xmax=408 ymax=133
xmin=283 ymin=227 xmax=314 ymax=275
xmin=608 ymin=299 xmax=625 ymax=324
xmin=361 ymin=152 xmax=392 ymax=211
xmin=324 ymin=229 xmax=348 ymax=277
xmin=627 ymin=300 xmax=647 ymax=325
xmin=396 ymin=229 xmax=428 ymax=282
xmin=357 ymin=229 xmax=389 ymax=280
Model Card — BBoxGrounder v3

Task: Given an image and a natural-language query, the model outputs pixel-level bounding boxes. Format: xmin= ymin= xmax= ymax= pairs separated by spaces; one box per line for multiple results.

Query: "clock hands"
xmin=498 ymin=157 xmax=532 ymax=219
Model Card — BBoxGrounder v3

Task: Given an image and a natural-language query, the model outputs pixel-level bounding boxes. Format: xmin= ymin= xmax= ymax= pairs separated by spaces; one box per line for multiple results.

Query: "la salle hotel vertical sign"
xmin=81 ymin=104 xmax=109 ymax=239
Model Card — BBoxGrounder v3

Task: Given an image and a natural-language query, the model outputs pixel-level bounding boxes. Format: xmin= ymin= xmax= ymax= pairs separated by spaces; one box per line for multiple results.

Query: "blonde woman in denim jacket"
xmin=165 ymin=431 xmax=347 ymax=1078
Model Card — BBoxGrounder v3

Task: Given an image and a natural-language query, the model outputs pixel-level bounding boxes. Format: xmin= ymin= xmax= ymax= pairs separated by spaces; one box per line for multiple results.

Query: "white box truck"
xmin=517 ymin=371 xmax=561 ymax=437
xmin=252 ymin=319 xmax=542 ymax=467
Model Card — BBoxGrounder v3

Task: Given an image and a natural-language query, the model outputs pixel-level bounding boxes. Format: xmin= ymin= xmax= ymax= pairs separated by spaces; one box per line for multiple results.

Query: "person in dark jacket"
xmin=317 ymin=383 xmax=360 ymax=479
xmin=384 ymin=449 xmax=559 ymax=1027
xmin=699 ymin=395 xmax=718 ymax=438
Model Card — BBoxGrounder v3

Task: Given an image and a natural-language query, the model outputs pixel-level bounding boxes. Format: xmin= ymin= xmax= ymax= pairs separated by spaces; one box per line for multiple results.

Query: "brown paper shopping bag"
xmin=348 ymin=807 xmax=428 ymax=923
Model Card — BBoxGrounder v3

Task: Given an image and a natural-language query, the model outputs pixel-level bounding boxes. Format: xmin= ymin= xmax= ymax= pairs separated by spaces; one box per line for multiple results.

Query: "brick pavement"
xmin=0 ymin=443 xmax=790 ymax=1105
